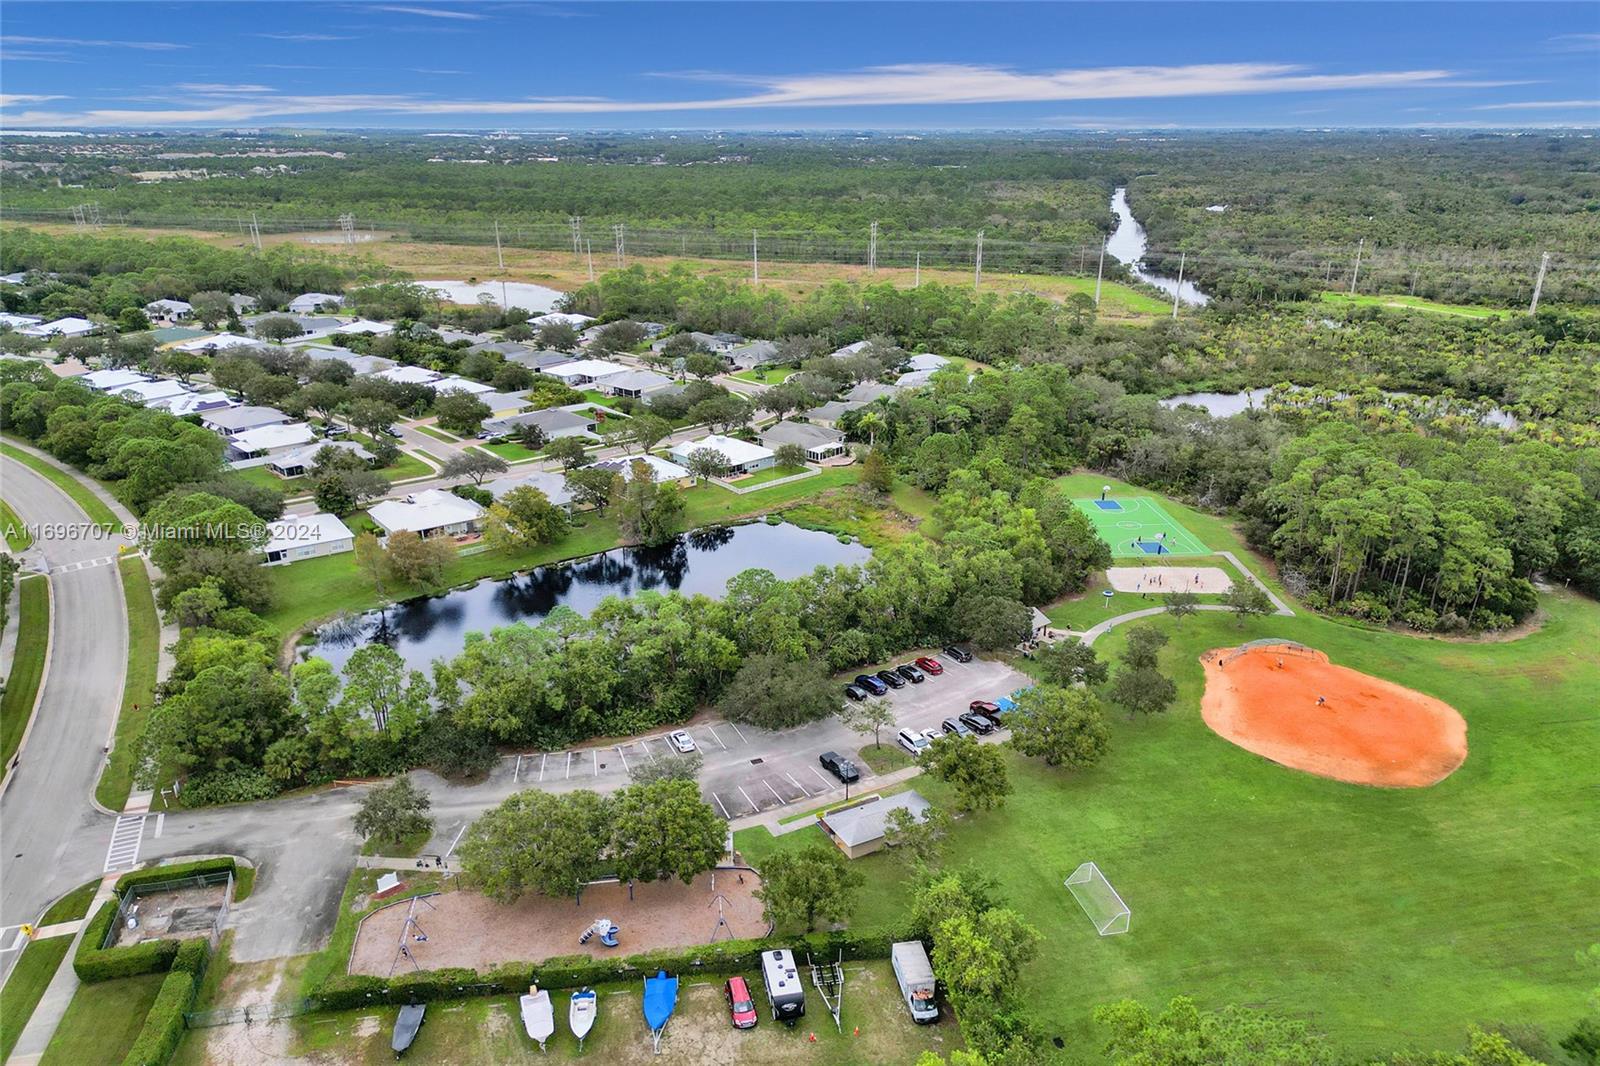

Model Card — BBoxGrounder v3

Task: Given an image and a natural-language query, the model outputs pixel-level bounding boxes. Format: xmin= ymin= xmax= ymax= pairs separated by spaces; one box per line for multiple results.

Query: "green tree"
xmin=1109 ymin=664 xmax=1178 ymax=720
xmin=684 ymin=446 xmax=732 ymax=482
xmin=117 ymin=306 xmax=151 ymax=332
xmin=434 ymin=392 xmax=492 ymax=436
xmin=458 ymin=789 xmax=609 ymax=903
xmin=844 ymin=697 xmax=896 ymax=749
xmin=954 ymin=591 xmax=1031 ymax=652
xmin=1122 ymin=624 xmax=1169 ymax=670
xmin=564 ymin=467 xmax=620 ymax=512
xmin=353 ymin=779 xmax=434 ymax=849
xmin=346 ymin=397 xmax=400 ymax=440
xmin=860 ymin=448 xmax=894 ymax=493
xmin=255 ymin=314 xmax=303 ymax=342
xmin=536 ymin=320 xmax=580 ymax=351
xmin=921 ymin=735 xmax=1012 ymax=812
xmin=545 ymin=435 xmax=589 ymax=470
xmin=139 ymin=491 xmax=266 ymax=571
xmin=1095 ymin=996 xmax=1337 ymax=1066
xmin=189 ymin=290 xmax=232 ymax=329
xmin=627 ymin=413 xmax=673 ymax=454
xmin=1225 ymin=580 xmax=1274 ymax=627
xmin=626 ymin=750 xmax=702 ymax=785
xmin=441 ymin=449 xmax=508 ymax=485
xmin=754 ymin=843 xmax=865 ymax=931
xmin=607 ymin=779 xmax=726 ymax=886
xmin=882 ymin=804 xmax=952 ymax=869
xmin=1035 ymin=636 xmax=1107 ymax=687
xmin=383 ymin=530 xmax=455 ymax=587
xmin=773 ymin=442 xmax=807 ymax=470
xmin=311 ymin=464 xmax=389 ymax=516
xmin=682 ymin=350 xmax=724 ymax=380
xmin=156 ymin=350 xmax=209 ymax=384
xmin=932 ymin=906 xmax=1041 ymax=1000
xmin=140 ymin=655 xmax=294 ymax=778
xmin=1163 ymin=589 xmax=1199 ymax=627
xmin=613 ymin=465 xmax=685 ymax=546
xmin=338 ymin=644 xmax=431 ymax=738
xmin=1008 ymin=684 xmax=1110 ymax=770
xmin=354 ymin=531 xmax=387 ymax=599
xmin=716 ymin=654 xmax=840 ymax=730
xmin=483 ymin=485 xmax=567 ymax=552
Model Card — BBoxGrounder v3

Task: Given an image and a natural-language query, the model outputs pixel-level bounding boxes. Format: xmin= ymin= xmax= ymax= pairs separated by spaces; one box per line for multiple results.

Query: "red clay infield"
xmin=1200 ymin=644 xmax=1468 ymax=788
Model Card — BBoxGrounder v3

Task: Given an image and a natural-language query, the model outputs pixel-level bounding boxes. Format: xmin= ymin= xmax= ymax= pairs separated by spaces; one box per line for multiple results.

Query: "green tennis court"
xmin=1074 ymin=495 xmax=1210 ymax=558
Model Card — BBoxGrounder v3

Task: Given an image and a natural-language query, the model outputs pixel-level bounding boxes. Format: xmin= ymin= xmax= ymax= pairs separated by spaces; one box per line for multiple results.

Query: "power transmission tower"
xmin=1348 ymin=237 xmax=1365 ymax=295
xmin=250 ymin=211 xmax=264 ymax=253
xmin=86 ymin=202 xmax=103 ymax=229
xmin=751 ymin=230 xmax=759 ymax=284
xmin=1171 ymin=252 xmax=1187 ymax=319
xmin=868 ymin=221 xmax=878 ymax=272
xmin=974 ymin=231 xmax=984 ymax=291
xmin=1527 ymin=251 xmax=1550 ymax=315
xmin=70 ymin=205 xmax=85 ymax=228
xmin=493 ymin=220 xmax=504 ymax=271
xmin=338 ymin=212 xmax=355 ymax=245
xmin=613 ymin=224 xmax=625 ymax=268
xmin=1094 ymin=239 xmax=1106 ymax=307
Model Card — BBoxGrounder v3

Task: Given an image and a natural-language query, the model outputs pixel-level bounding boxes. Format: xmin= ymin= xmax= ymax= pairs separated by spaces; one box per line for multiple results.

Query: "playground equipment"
xmin=579 ymin=917 xmax=619 ymax=948
xmin=387 ymin=895 xmax=438 ymax=976
xmin=643 ymin=970 xmax=679 ymax=1054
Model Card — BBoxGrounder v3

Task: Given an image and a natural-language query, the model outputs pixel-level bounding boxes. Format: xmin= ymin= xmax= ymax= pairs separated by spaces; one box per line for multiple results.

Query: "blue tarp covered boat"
xmin=643 ymin=970 xmax=678 ymax=1052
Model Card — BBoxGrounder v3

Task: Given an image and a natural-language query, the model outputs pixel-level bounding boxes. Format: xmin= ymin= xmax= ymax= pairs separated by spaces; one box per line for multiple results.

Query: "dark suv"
xmin=895 ymin=663 xmax=926 ymax=684
xmin=875 ymin=669 xmax=906 ymax=690
xmin=854 ymin=673 xmax=888 ymax=697
xmin=818 ymin=751 xmax=861 ymax=783
xmin=943 ymin=645 xmax=974 ymax=663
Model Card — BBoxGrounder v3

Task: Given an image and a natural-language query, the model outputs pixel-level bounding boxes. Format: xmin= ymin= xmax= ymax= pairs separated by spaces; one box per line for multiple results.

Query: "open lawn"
xmin=732 ymin=366 xmax=798 ymax=385
xmin=0 ymin=575 xmax=49 ymax=771
xmin=415 ymin=424 xmax=464 ymax=444
xmin=1 ymin=498 xmax=32 ymax=551
xmin=477 ymin=439 xmax=543 ymax=462
xmin=232 ymin=452 xmax=432 ymax=494
xmin=38 ymin=972 xmax=165 ymax=1066
xmin=96 ymin=557 xmax=161 ymax=810
xmin=40 ymin=880 xmax=100 ymax=925
xmin=1319 ymin=291 xmax=1512 ymax=320
xmin=725 ymin=463 xmax=810 ymax=488
xmin=0 ymin=441 xmax=120 ymax=529
xmin=0 ymin=936 xmax=72 ymax=1061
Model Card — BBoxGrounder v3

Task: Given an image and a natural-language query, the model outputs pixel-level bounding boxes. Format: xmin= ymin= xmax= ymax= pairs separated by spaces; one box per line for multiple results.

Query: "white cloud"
xmin=370 ymin=4 xmax=487 ymax=19
xmin=1471 ymin=99 xmax=1600 ymax=111
xmin=173 ymin=84 xmax=279 ymax=94
xmin=4 ymin=35 xmax=186 ymax=51
xmin=254 ymin=33 xmax=355 ymax=42
xmin=0 ymin=94 xmax=66 ymax=106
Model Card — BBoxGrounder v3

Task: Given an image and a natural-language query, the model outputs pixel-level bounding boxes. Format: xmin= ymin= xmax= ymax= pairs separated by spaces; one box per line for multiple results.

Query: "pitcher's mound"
xmin=1200 ymin=642 xmax=1467 ymax=787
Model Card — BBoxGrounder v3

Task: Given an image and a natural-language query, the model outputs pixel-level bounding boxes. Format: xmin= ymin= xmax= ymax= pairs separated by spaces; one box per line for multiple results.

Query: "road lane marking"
xmin=566 ymin=752 xmax=575 ymax=779
xmin=539 ymin=753 xmax=548 ymax=782
xmin=444 ymin=822 xmax=468 ymax=860
xmin=153 ymin=813 xmax=164 ymax=838
xmin=762 ymin=780 xmax=783 ymax=803
xmin=592 ymin=749 xmax=599 ymax=776
xmin=103 ymin=814 xmax=146 ymax=873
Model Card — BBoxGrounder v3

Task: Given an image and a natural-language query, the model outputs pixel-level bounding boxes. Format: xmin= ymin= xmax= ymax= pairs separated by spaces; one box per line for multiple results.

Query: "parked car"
xmin=818 ymin=751 xmax=860 ymax=783
xmin=959 ymin=711 xmax=996 ymax=735
xmin=895 ymin=663 xmax=925 ymax=684
xmin=381 ymin=425 xmax=403 ymax=438
xmin=943 ymin=645 xmax=974 ymax=663
xmin=843 ymin=683 xmax=867 ymax=702
xmin=320 ymin=424 xmax=348 ymax=438
xmin=876 ymin=669 xmax=906 ymax=690
xmin=967 ymin=700 xmax=1002 ymax=727
xmin=914 ymin=656 xmax=944 ymax=675
xmin=897 ymin=728 xmax=934 ymax=755
xmin=725 ymin=976 xmax=759 ymax=1030
xmin=854 ymin=673 xmax=888 ymax=697
xmin=667 ymin=729 xmax=696 ymax=754
xmin=941 ymin=716 xmax=974 ymax=738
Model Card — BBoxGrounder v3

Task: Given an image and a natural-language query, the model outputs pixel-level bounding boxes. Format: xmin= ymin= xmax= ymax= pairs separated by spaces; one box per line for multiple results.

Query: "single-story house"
xmin=894 ymin=369 xmax=940 ymax=390
xmin=266 ymin=439 xmax=374 ymax=479
xmin=152 ymin=390 xmax=233 ymax=417
xmin=905 ymin=353 xmax=949 ymax=373
xmin=288 ymin=292 xmax=345 ymax=314
xmin=800 ymin=400 xmax=860 ymax=428
xmin=845 ymin=381 xmax=899 ymax=404
xmin=0 ymin=272 xmax=29 ymax=286
xmin=173 ymin=332 xmax=258 ymax=354
xmin=229 ymin=294 xmax=258 ymax=313
xmin=374 ymin=365 xmax=443 ymax=387
xmin=432 ymin=376 xmax=494 ymax=396
xmin=21 ymin=317 xmax=97 ymax=338
xmin=466 ymin=340 xmax=532 ymax=359
xmin=544 ymin=358 xmax=627 ymax=387
xmin=481 ymin=406 xmax=596 ymax=441
xmin=262 ymin=512 xmax=355 ymax=566
xmin=725 ymin=340 xmax=779 ymax=371
xmin=369 ymin=489 xmax=484 ymax=539
xmin=759 ymin=420 xmax=846 ymax=462
xmin=328 ymin=318 xmax=393 ymax=336
xmin=818 ymin=791 xmax=932 ymax=859
xmin=227 ymin=422 xmax=317 ymax=461
xmin=474 ymin=391 xmax=533 ymax=417
xmin=487 ymin=469 xmax=574 ymax=509
xmin=296 ymin=344 xmax=397 ymax=376
xmin=667 ymin=433 xmax=776 ymax=475
xmin=145 ymin=299 xmax=193 ymax=322
xmin=436 ymin=328 xmax=483 ymax=345
xmin=0 ymin=312 xmax=43 ymax=330
xmin=829 ymin=340 xmax=871 ymax=359
xmin=595 ymin=368 xmax=674 ymax=399
xmin=528 ymin=312 xmax=596 ymax=330
xmin=111 ymin=378 xmax=192 ymax=407
xmin=587 ymin=454 xmax=691 ymax=485
xmin=649 ymin=330 xmax=744 ymax=355
xmin=503 ymin=348 xmax=574 ymax=372
xmin=203 ymin=405 xmax=292 ymax=435
xmin=81 ymin=368 xmax=150 ymax=392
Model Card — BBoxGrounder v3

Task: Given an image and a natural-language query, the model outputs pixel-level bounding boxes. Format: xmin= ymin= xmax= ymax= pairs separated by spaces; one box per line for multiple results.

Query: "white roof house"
xmin=330 ymin=318 xmax=393 ymax=336
xmin=173 ymin=332 xmax=258 ymax=354
xmin=203 ymin=405 xmax=291 ymax=434
xmin=667 ymin=433 xmax=776 ymax=474
xmin=289 ymin=292 xmax=345 ymax=314
xmin=528 ymin=312 xmax=596 ymax=329
xmin=152 ymin=389 xmax=233 ymax=416
xmin=0 ymin=313 xmax=44 ymax=329
xmin=262 ymin=512 xmax=355 ymax=566
xmin=21 ymin=317 xmax=96 ymax=338
xmin=227 ymin=422 xmax=317 ymax=458
xmin=229 ymin=294 xmax=258 ymax=313
xmin=111 ymin=379 xmax=192 ymax=407
xmin=758 ymin=420 xmax=846 ymax=461
xmin=267 ymin=439 xmax=374 ymax=478
xmin=374 ymin=365 xmax=443 ymax=386
xmin=145 ymin=299 xmax=193 ymax=319
xmin=487 ymin=469 xmax=574 ymax=508
xmin=544 ymin=359 xmax=627 ymax=386
xmin=819 ymin=791 xmax=931 ymax=859
xmin=905 ymin=353 xmax=949 ymax=372
xmin=432 ymin=376 xmax=494 ymax=396
xmin=587 ymin=454 xmax=691 ymax=484
xmin=829 ymin=340 xmax=872 ymax=359
xmin=369 ymin=489 xmax=484 ymax=539
xmin=595 ymin=368 xmax=674 ymax=398
xmin=894 ymin=369 xmax=941 ymax=390
xmin=81 ymin=368 xmax=150 ymax=392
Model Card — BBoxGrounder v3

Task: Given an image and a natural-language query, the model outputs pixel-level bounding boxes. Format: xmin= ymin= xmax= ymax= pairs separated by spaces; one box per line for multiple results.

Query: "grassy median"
xmin=0 ymin=575 xmax=50 ymax=770
xmin=95 ymin=557 xmax=160 ymax=811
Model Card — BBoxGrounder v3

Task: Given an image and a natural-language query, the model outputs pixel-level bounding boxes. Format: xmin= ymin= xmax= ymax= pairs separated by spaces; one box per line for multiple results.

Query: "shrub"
xmin=181 ymin=770 xmax=281 ymax=807
xmin=120 ymin=968 xmax=198 ymax=1066
xmin=74 ymin=901 xmax=181 ymax=982
xmin=116 ymin=857 xmax=237 ymax=894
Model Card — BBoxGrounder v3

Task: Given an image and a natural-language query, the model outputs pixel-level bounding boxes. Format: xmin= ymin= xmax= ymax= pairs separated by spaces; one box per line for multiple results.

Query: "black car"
xmin=941 ymin=716 xmax=974 ymax=738
xmin=854 ymin=674 xmax=888 ymax=697
xmin=943 ymin=645 xmax=974 ymax=664
xmin=895 ymin=663 xmax=926 ymax=684
xmin=818 ymin=751 xmax=861 ymax=783
xmin=876 ymin=669 xmax=907 ymax=690
xmin=959 ymin=711 xmax=996 ymax=735
xmin=843 ymin=683 xmax=867 ymax=701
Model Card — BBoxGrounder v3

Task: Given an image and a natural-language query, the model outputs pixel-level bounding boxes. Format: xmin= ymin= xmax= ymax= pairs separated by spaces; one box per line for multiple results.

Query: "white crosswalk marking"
xmin=104 ymin=814 xmax=147 ymax=873
xmin=51 ymin=555 xmax=121 ymax=575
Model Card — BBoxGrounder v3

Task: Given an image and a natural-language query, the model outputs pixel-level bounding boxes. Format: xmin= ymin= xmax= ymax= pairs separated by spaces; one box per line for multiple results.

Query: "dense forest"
xmin=4 ymin=131 xmax=1595 ymax=305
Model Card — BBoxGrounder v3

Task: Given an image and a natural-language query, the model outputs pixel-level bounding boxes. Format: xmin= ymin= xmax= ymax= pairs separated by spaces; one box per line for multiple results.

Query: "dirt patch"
xmin=349 ymin=870 xmax=768 ymax=976
xmin=1200 ymin=643 xmax=1468 ymax=788
xmin=1106 ymin=565 xmax=1233 ymax=593
xmin=108 ymin=883 xmax=227 ymax=947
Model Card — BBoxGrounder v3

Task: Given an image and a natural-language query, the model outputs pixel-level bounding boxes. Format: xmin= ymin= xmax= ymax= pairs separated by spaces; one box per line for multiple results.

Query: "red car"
xmin=725 ymin=976 xmax=759 ymax=1029
xmin=915 ymin=656 xmax=944 ymax=675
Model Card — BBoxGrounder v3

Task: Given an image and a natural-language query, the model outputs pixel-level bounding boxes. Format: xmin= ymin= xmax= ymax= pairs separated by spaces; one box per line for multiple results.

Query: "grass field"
xmin=96 ymin=557 xmax=161 ymax=810
xmin=415 ymin=424 xmax=463 ymax=444
xmin=739 ymin=479 xmax=1600 ymax=1062
xmin=732 ymin=366 xmax=798 ymax=385
xmin=1 ymin=498 xmax=32 ymax=551
xmin=727 ymin=463 xmax=810 ymax=488
xmin=0 ymin=575 xmax=49 ymax=771
xmin=38 ymin=972 xmax=165 ymax=1066
xmin=232 ymin=452 xmax=433 ymax=493
xmin=0 ymin=442 xmax=121 ymax=529
xmin=478 ymin=439 xmax=544 ymax=462
xmin=1074 ymin=494 xmax=1210 ymax=558
xmin=1319 ymin=291 xmax=1512 ymax=320
xmin=0 ymin=936 xmax=73 ymax=1061
xmin=40 ymin=880 xmax=100 ymax=926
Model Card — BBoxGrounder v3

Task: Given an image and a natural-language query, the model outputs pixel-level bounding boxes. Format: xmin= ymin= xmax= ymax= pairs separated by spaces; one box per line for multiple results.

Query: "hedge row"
xmin=120 ymin=940 xmax=210 ymax=1066
xmin=75 ymin=860 xmax=236 ymax=983
xmin=315 ymin=927 xmax=907 ymax=1011
xmin=115 ymin=857 xmax=237 ymax=894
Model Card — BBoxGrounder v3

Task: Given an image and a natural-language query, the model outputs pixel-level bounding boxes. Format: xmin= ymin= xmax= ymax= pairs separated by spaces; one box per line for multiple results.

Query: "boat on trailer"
xmin=520 ymin=984 xmax=554 ymax=1051
xmin=391 ymin=1003 xmax=425 ymax=1059
xmin=642 ymin=970 xmax=679 ymax=1053
xmin=570 ymin=986 xmax=598 ymax=1050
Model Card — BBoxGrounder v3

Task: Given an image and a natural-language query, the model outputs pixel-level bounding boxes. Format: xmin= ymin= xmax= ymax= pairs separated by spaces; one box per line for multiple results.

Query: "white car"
xmin=667 ymin=730 xmax=697 ymax=754
xmin=897 ymin=728 xmax=933 ymax=756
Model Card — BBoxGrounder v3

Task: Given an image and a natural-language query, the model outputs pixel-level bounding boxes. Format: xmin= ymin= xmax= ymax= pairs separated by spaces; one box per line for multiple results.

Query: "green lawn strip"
xmin=412 ymin=449 xmax=444 ymax=468
xmin=775 ymin=777 xmax=915 ymax=826
xmin=680 ymin=467 xmax=859 ymax=528
xmin=95 ymin=557 xmax=160 ymax=811
xmin=37 ymin=972 xmax=165 ymax=1066
xmin=1319 ymin=291 xmax=1511 ymax=320
xmin=39 ymin=880 xmax=99 ymax=926
xmin=0 ymin=575 xmax=49 ymax=771
xmin=751 ymin=590 xmax=1600 ymax=1062
xmin=1 ymin=498 xmax=33 ymax=551
xmin=478 ymin=440 xmax=543 ymax=462
xmin=0 ymin=936 xmax=73 ymax=1061
xmin=732 ymin=366 xmax=797 ymax=385
xmin=234 ymin=866 xmax=256 ymax=903
xmin=853 ymin=741 xmax=915 ymax=776
xmin=415 ymin=424 xmax=463 ymax=444
xmin=724 ymin=463 xmax=809 ymax=489
xmin=0 ymin=442 xmax=120 ymax=530
xmin=887 ymin=482 xmax=938 ymax=522
xmin=1053 ymin=274 xmax=1170 ymax=318
xmin=231 ymin=464 xmax=305 ymax=492
xmin=381 ymin=453 xmax=433 ymax=481
xmin=358 ymin=825 xmax=432 ymax=857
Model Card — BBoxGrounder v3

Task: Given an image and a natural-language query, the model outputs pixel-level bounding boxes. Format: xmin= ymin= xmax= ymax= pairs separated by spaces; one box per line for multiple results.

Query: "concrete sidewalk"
xmin=6 ymin=875 xmax=118 ymax=1066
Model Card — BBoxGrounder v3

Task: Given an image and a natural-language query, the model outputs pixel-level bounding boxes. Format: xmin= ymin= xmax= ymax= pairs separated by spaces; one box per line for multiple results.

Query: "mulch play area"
xmin=349 ymin=869 xmax=768 ymax=976
xmin=1200 ymin=642 xmax=1468 ymax=788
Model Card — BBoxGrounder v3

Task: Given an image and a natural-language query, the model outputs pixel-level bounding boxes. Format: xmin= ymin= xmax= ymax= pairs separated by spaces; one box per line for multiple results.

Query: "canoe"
xmin=570 ymin=986 xmax=597 ymax=1045
xmin=520 ymin=985 xmax=555 ymax=1050
xmin=391 ymin=1003 xmax=425 ymax=1058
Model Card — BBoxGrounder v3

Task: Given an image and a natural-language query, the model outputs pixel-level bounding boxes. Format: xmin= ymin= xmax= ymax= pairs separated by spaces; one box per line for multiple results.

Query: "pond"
xmin=1160 ymin=386 xmax=1520 ymax=429
xmin=416 ymin=279 xmax=564 ymax=313
xmin=1106 ymin=187 xmax=1210 ymax=307
xmin=306 ymin=521 xmax=872 ymax=671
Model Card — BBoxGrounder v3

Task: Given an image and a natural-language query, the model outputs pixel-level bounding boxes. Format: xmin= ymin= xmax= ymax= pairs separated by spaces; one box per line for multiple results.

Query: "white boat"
xmin=520 ymin=984 xmax=554 ymax=1051
xmin=569 ymin=987 xmax=597 ymax=1049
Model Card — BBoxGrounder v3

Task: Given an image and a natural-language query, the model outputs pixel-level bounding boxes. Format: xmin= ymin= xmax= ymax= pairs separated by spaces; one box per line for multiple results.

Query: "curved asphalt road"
xmin=0 ymin=457 xmax=133 ymax=958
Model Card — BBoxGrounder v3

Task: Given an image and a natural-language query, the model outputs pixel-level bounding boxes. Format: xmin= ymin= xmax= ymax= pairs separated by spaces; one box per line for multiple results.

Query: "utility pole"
xmin=751 ymin=230 xmax=759 ymax=284
xmin=1349 ymin=237 xmax=1365 ymax=295
xmin=570 ymin=216 xmax=582 ymax=257
xmin=613 ymin=224 xmax=625 ymax=268
xmin=493 ymin=220 xmax=505 ymax=271
xmin=868 ymin=221 xmax=878 ymax=273
xmin=1171 ymin=252 xmax=1186 ymax=319
xmin=1094 ymin=239 xmax=1106 ymax=307
xmin=1528 ymin=251 xmax=1550 ymax=315
xmin=586 ymin=240 xmax=595 ymax=282
xmin=250 ymin=211 xmax=264 ymax=253
xmin=974 ymin=231 xmax=984 ymax=291
xmin=914 ymin=251 xmax=921 ymax=288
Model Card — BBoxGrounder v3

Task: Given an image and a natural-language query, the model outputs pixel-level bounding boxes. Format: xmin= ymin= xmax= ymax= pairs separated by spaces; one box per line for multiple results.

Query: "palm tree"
xmin=856 ymin=410 xmax=885 ymax=448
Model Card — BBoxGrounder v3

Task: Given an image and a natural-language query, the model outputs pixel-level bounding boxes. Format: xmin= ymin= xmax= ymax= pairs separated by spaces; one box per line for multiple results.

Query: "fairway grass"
xmin=1319 ymin=291 xmax=1512 ymax=320
xmin=96 ymin=557 xmax=161 ymax=810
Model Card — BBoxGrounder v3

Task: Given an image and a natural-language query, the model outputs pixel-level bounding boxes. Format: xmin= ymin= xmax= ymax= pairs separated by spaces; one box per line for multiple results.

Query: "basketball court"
xmin=1074 ymin=495 xmax=1210 ymax=558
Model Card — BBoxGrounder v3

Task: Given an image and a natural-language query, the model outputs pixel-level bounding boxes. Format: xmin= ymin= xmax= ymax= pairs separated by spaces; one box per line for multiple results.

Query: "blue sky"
xmin=1 ymin=2 xmax=1596 ymax=129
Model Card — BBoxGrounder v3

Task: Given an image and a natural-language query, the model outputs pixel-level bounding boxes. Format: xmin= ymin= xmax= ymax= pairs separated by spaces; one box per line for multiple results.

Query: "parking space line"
xmin=704 ymin=725 xmax=727 ymax=750
xmin=784 ymin=772 xmax=811 ymax=797
xmin=762 ymin=780 xmax=784 ymax=803
xmin=711 ymin=793 xmax=731 ymax=818
xmin=539 ymin=753 xmax=548 ymax=782
xmin=809 ymin=766 xmax=832 ymax=789
xmin=737 ymin=785 xmax=758 ymax=811
xmin=642 ymin=739 xmax=658 ymax=762
xmin=566 ymin=751 xmax=575 ymax=779
xmin=592 ymin=749 xmax=599 ymax=775
xmin=615 ymin=745 xmax=630 ymax=773
xmin=726 ymin=721 xmax=748 ymax=743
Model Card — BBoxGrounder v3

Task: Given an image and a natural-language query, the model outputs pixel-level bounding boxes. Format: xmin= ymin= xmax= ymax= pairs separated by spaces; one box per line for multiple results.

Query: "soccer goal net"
xmin=1064 ymin=861 xmax=1130 ymax=936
